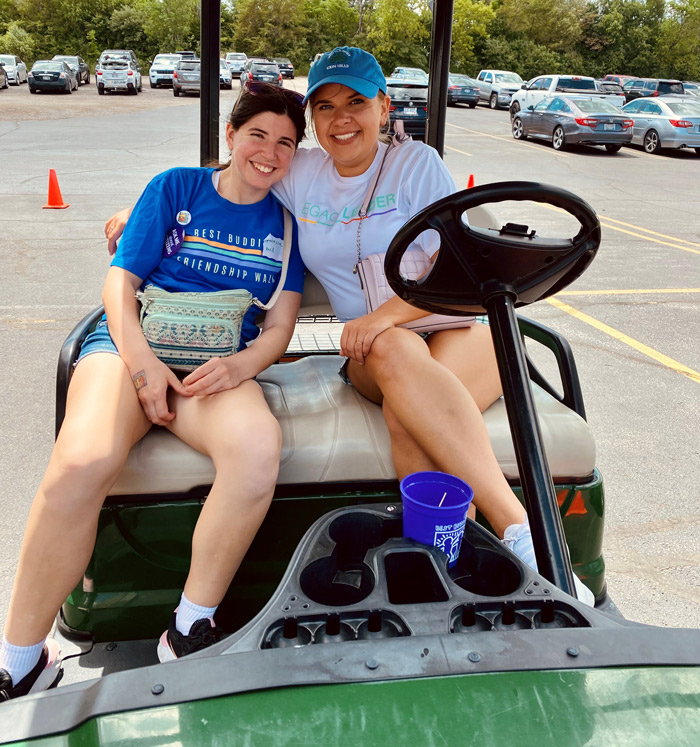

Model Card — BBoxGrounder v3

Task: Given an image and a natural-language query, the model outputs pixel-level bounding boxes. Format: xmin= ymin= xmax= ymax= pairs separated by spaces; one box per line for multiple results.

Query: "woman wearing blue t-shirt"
xmin=0 ymin=84 xmax=307 ymax=700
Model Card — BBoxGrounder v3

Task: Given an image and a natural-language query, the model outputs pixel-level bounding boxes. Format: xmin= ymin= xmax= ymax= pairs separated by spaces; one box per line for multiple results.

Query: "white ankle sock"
xmin=175 ymin=593 xmax=218 ymax=636
xmin=0 ymin=636 xmax=45 ymax=685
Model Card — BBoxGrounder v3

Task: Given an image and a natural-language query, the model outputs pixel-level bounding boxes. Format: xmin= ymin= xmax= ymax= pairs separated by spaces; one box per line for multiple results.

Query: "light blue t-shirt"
xmin=112 ymin=167 xmax=305 ymax=346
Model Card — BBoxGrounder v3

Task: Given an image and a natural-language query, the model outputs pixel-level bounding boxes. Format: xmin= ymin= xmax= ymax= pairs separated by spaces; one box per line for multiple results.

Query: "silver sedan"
xmin=621 ymin=97 xmax=700 ymax=154
xmin=512 ymin=96 xmax=634 ymax=153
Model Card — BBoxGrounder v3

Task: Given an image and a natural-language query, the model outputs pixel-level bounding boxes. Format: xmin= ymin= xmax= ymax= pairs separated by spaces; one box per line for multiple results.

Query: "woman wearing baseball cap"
xmin=105 ymin=47 xmax=593 ymax=605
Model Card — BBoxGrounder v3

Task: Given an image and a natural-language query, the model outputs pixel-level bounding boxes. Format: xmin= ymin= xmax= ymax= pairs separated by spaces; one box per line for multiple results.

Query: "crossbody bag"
xmin=138 ymin=206 xmax=293 ymax=372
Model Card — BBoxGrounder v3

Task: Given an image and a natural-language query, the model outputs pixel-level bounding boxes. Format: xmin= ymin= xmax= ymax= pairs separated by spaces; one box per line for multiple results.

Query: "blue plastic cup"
xmin=400 ymin=471 xmax=474 ymax=567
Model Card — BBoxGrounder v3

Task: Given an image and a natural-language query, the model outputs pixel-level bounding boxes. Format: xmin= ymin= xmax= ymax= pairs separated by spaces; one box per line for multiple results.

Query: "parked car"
xmin=512 ymin=95 xmax=633 ymax=153
xmin=240 ymin=59 xmax=282 ymax=86
xmin=682 ymin=81 xmax=700 ymax=98
xmin=175 ymin=50 xmax=196 ymax=59
xmin=52 ymin=55 xmax=89 ymax=85
xmin=0 ymin=64 xmax=7 ymax=89
xmin=219 ymin=58 xmax=232 ymax=89
xmin=597 ymin=80 xmax=623 ymax=95
xmin=510 ymin=75 xmax=625 ymax=119
xmin=447 ymin=74 xmax=480 ymax=107
xmin=386 ymin=78 xmax=428 ymax=140
xmin=273 ymin=57 xmax=295 ymax=79
xmin=173 ymin=58 xmax=201 ymax=96
xmin=96 ymin=59 xmax=141 ymax=95
xmin=622 ymin=78 xmax=684 ymax=103
xmin=149 ymin=54 xmax=181 ymax=88
xmin=27 ymin=60 xmax=78 ymax=94
xmin=226 ymin=52 xmax=247 ymax=75
xmin=476 ymin=69 xmax=523 ymax=109
xmin=95 ymin=49 xmax=141 ymax=79
xmin=0 ymin=54 xmax=28 ymax=85
xmin=390 ymin=67 xmax=429 ymax=83
xmin=603 ymin=74 xmax=640 ymax=87
xmin=621 ymin=96 xmax=700 ymax=154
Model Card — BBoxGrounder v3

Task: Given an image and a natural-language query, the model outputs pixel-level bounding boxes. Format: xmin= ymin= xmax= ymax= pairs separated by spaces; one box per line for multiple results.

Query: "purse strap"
xmin=354 ymin=134 xmax=406 ymax=270
xmin=255 ymin=206 xmax=293 ymax=310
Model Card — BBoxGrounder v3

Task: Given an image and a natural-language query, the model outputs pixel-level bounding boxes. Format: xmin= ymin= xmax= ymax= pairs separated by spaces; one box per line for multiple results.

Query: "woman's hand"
xmin=183 ymin=356 xmax=247 ymax=396
xmin=129 ymin=356 xmax=191 ymax=425
xmin=104 ymin=208 xmax=132 ymax=256
xmin=340 ymin=312 xmax=395 ymax=365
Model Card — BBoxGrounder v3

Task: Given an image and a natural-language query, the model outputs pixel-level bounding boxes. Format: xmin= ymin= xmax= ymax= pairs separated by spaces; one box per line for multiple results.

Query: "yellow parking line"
xmin=556 ymin=288 xmax=700 ymax=296
xmin=596 ymin=217 xmax=700 ymax=248
xmin=547 ymin=297 xmax=700 ymax=384
xmin=444 ymin=144 xmax=473 ymax=157
xmin=445 ymin=122 xmax=570 ymax=158
xmin=540 ymin=204 xmax=700 ymax=256
xmin=599 ymin=222 xmax=700 ymax=256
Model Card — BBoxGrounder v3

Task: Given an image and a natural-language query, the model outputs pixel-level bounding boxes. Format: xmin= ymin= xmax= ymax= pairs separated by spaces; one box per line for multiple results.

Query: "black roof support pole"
xmin=426 ymin=0 xmax=453 ymax=157
xmin=485 ymin=293 xmax=576 ymax=596
xmin=200 ymin=0 xmax=220 ymax=166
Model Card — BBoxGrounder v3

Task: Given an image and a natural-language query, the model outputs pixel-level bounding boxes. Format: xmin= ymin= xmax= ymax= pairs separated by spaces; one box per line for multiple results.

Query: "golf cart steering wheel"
xmin=385 ymin=181 xmax=601 ymax=315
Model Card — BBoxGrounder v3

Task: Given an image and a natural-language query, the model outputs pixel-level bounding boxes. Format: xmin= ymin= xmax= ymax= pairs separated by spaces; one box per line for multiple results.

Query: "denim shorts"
xmin=75 ymin=316 xmax=119 ymax=365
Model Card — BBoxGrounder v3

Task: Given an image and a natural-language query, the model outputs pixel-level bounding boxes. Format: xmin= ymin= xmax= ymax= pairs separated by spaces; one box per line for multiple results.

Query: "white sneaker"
xmin=502 ymin=520 xmax=595 ymax=607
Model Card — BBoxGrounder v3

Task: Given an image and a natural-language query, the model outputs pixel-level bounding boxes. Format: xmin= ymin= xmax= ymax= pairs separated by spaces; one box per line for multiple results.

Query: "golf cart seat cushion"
xmin=108 ymin=356 xmax=595 ymax=496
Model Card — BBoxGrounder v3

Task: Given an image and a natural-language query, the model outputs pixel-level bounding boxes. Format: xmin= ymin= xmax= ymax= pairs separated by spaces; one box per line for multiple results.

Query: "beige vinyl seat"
xmin=110 ymin=352 xmax=595 ymax=496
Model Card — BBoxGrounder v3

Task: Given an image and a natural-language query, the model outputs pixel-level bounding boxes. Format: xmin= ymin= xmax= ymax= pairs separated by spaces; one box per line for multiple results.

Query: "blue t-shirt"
xmin=111 ymin=167 xmax=305 ymax=346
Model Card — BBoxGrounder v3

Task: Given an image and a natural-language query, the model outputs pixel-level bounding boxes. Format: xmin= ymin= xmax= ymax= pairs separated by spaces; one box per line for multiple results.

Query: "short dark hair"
xmin=230 ymin=83 xmax=306 ymax=146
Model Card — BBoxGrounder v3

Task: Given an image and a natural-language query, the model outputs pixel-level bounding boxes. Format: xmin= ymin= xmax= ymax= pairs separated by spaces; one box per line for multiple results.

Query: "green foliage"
xmin=0 ymin=20 xmax=36 ymax=58
xmin=0 ymin=0 xmax=697 ymax=82
xmin=367 ymin=0 xmax=430 ymax=73
xmin=497 ymin=0 xmax=587 ymax=52
xmin=451 ymin=0 xmax=494 ymax=75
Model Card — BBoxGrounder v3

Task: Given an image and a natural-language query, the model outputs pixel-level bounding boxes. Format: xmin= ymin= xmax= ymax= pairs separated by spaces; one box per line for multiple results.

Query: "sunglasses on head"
xmin=243 ymin=81 xmax=305 ymax=108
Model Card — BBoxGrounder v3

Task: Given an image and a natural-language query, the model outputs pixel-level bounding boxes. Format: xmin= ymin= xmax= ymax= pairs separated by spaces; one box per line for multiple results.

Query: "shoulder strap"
xmin=256 ymin=207 xmax=293 ymax=310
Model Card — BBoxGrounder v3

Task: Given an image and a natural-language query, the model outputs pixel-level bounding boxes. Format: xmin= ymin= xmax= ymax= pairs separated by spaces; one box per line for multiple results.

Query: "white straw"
xmin=439 ymin=492 xmax=447 ymax=507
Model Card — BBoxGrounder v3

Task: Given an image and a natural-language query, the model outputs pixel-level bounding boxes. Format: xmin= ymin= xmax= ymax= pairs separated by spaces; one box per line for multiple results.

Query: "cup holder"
xmin=314 ymin=613 xmax=356 ymax=644
xmin=449 ymin=542 xmax=522 ymax=597
xmin=300 ymin=555 xmax=375 ymax=606
xmin=328 ymin=511 xmax=402 ymax=564
xmin=533 ymin=600 xmax=590 ymax=629
xmin=266 ymin=618 xmax=313 ymax=648
xmin=451 ymin=603 xmax=492 ymax=633
xmin=356 ymin=610 xmax=407 ymax=640
xmin=384 ymin=551 xmax=449 ymax=605
xmin=263 ymin=610 xmax=410 ymax=649
xmin=493 ymin=602 xmax=531 ymax=631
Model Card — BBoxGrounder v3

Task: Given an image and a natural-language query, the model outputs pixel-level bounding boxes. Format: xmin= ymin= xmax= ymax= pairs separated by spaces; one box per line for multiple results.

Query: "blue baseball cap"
xmin=304 ymin=47 xmax=387 ymax=104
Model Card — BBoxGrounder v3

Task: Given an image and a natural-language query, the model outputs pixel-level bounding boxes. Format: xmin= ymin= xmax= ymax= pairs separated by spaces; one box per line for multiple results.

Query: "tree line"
xmin=1 ymin=0 xmax=698 ymax=82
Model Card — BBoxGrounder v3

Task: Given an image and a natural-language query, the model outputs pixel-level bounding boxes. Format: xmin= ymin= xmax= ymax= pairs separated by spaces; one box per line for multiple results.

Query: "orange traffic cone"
xmin=467 ymin=174 xmax=475 ymax=189
xmin=43 ymin=169 xmax=69 ymax=209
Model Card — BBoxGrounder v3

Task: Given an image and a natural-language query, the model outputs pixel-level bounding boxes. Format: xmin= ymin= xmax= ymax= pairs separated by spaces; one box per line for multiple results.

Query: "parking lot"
xmin=1 ymin=77 xmax=698 ymax=632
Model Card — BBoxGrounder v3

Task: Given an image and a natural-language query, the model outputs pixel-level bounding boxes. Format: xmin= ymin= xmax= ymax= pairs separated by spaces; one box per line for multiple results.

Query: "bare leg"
xmin=346 ymin=325 xmax=526 ymax=537
xmin=166 ymin=380 xmax=281 ymax=608
xmin=5 ymin=354 xmax=151 ymax=645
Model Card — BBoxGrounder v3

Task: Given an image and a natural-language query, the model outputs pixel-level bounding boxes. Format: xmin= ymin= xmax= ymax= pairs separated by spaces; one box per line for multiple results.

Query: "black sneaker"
xmin=0 ymin=639 xmax=62 ymax=701
xmin=157 ymin=615 xmax=226 ymax=662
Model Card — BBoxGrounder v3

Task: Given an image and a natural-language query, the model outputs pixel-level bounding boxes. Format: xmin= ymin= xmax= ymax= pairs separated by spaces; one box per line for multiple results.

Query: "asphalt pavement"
xmin=0 ymin=78 xmax=698 ymax=638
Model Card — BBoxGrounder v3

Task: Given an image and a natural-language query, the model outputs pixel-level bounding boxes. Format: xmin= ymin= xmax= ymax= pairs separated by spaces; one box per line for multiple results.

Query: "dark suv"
xmin=386 ymin=79 xmax=428 ymax=141
xmin=623 ymin=78 xmax=684 ymax=103
xmin=273 ymin=58 xmax=294 ymax=79
xmin=240 ymin=59 xmax=282 ymax=86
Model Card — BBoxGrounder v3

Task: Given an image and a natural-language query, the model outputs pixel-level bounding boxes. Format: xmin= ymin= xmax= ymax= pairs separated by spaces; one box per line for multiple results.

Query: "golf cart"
xmin=3 ymin=4 xmax=700 ymax=744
